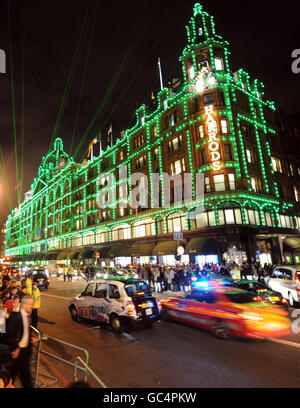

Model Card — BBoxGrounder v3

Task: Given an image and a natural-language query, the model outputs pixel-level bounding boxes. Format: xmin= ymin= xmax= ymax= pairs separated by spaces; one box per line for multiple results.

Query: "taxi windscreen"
xmin=125 ymin=281 xmax=150 ymax=297
xmin=225 ymin=292 xmax=257 ymax=304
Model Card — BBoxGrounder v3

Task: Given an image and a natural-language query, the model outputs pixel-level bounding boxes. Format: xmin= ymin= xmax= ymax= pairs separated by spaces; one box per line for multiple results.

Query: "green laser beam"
xmin=70 ymin=0 xmax=99 ymax=155
xmin=74 ymin=2 xmax=159 ymax=159
xmin=7 ymin=0 xmax=20 ymax=206
xmin=79 ymin=0 xmax=186 ymax=162
xmin=47 ymin=0 xmax=93 ymax=155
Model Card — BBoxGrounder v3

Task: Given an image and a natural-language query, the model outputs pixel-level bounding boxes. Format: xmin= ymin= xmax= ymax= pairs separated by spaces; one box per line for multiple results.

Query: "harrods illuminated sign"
xmin=205 ymin=105 xmax=221 ymax=171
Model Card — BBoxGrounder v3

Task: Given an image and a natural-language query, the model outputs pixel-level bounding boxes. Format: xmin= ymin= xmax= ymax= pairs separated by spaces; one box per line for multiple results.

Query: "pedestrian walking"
xmin=4 ymin=296 xmax=35 ymax=388
xmin=31 ymin=282 xmax=41 ymax=329
xmin=25 ymin=274 xmax=33 ymax=296
xmin=152 ymin=267 xmax=161 ymax=293
xmin=67 ymin=267 xmax=73 ymax=282
xmin=143 ymin=266 xmax=150 ymax=284
xmin=182 ymin=271 xmax=191 ymax=293
xmin=168 ymin=268 xmax=175 ymax=291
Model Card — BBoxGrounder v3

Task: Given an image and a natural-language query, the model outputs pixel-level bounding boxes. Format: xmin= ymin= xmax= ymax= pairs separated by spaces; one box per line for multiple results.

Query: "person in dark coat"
xmin=220 ymin=264 xmax=231 ymax=277
xmin=2 ymin=296 xmax=35 ymax=388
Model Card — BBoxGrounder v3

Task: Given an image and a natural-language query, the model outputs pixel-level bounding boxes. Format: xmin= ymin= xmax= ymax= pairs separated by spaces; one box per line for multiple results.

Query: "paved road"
xmin=36 ymin=277 xmax=300 ymax=388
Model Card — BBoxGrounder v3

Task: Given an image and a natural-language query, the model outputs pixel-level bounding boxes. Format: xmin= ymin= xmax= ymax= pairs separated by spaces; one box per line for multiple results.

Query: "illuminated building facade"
xmin=0 ymin=225 xmax=6 ymax=258
xmin=5 ymin=3 xmax=300 ymax=266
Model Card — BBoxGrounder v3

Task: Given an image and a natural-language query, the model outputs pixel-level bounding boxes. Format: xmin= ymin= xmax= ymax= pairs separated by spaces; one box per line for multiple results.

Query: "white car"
xmin=69 ymin=278 xmax=162 ymax=333
xmin=266 ymin=266 xmax=300 ymax=307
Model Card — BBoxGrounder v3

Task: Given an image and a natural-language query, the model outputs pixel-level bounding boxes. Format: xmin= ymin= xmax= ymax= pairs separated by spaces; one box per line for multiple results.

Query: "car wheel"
xmin=288 ymin=293 xmax=295 ymax=308
xmin=213 ymin=320 xmax=230 ymax=340
xmin=110 ymin=314 xmax=122 ymax=334
xmin=70 ymin=306 xmax=80 ymax=322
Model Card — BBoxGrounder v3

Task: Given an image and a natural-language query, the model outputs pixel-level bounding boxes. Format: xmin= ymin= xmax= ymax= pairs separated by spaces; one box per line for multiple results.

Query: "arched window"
xmin=244 ymin=203 xmax=260 ymax=226
xmin=112 ymin=224 xmax=131 ymax=241
xmin=189 ymin=207 xmax=216 ymax=229
xmin=167 ymin=212 xmax=186 ymax=233
xmin=72 ymin=235 xmax=82 ymax=247
xmin=218 ymin=202 xmax=242 ymax=225
xmin=279 ymin=211 xmax=295 ymax=229
xmin=83 ymin=233 xmax=94 ymax=246
xmin=133 ymin=219 xmax=154 ymax=238
xmin=262 ymin=207 xmax=275 ymax=227
xmin=95 ymin=229 xmax=109 ymax=243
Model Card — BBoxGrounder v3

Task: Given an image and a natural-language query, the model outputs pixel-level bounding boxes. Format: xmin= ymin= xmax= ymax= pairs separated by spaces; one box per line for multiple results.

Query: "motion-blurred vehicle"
xmin=69 ymin=278 xmax=162 ymax=333
xmin=31 ymin=268 xmax=50 ymax=289
xmin=266 ymin=266 xmax=300 ymax=307
xmin=161 ymin=286 xmax=290 ymax=340
xmin=233 ymin=280 xmax=288 ymax=307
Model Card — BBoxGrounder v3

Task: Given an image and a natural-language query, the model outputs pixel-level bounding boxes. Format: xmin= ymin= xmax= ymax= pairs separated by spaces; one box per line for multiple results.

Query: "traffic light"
xmin=175 ymin=254 xmax=181 ymax=261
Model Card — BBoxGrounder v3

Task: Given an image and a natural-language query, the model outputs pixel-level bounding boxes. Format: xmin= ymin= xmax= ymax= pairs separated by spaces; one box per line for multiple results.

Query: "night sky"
xmin=0 ymin=0 xmax=299 ymax=224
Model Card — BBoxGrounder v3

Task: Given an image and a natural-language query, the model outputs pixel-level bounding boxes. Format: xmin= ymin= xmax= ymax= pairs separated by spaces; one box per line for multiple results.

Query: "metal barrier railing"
xmin=74 ymin=356 xmax=107 ymax=388
xmin=30 ymin=326 xmax=43 ymax=388
xmin=30 ymin=326 xmax=106 ymax=388
xmin=40 ymin=334 xmax=89 ymax=374
xmin=30 ymin=326 xmax=57 ymax=388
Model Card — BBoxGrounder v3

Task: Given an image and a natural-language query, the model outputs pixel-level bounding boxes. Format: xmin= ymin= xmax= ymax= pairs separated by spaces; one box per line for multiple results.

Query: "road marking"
xmin=267 ymin=337 xmax=300 ymax=349
xmin=41 ymin=293 xmax=70 ymax=300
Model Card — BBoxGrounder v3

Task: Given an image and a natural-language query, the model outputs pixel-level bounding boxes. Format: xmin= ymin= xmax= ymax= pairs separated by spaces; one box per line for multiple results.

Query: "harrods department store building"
xmin=5 ymin=3 xmax=300 ymax=267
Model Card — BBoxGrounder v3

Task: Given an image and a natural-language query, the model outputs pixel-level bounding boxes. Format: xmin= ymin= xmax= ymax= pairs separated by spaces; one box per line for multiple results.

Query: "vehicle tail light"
xmin=268 ymin=297 xmax=280 ymax=302
xmin=126 ymin=301 xmax=136 ymax=315
xmin=295 ymin=272 xmax=300 ymax=291
xmin=282 ymin=298 xmax=288 ymax=304
xmin=157 ymin=299 xmax=163 ymax=311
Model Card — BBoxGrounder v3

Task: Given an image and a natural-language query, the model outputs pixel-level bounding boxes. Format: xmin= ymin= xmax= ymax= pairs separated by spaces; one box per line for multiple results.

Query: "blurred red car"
xmin=161 ymin=286 xmax=291 ymax=340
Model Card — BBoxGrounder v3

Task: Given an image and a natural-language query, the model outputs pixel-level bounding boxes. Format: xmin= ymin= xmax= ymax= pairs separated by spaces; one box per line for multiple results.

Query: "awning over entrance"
xmin=10 ymin=255 xmax=23 ymax=263
xmin=23 ymin=255 xmax=33 ymax=262
xmin=97 ymin=247 xmax=110 ymax=259
xmin=57 ymin=251 xmax=67 ymax=260
xmin=130 ymin=243 xmax=155 ymax=257
xmin=66 ymin=251 xmax=80 ymax=260
xmin=31 ymin=253 xmax=43 ymax=261
xmin=78 ymin=249 xmax=95 ymax=259
xmin=284 ymin=237 xmax=300 ymax=251
xmin=108 ymin=246 xmax=130 ymax=258
xmin=43 ymin=252 xmax=59 ymax=261
xmin=152 ymin=241 xmax=179 ymax=256
xmin=186 ymin=237 xmax=218 ymax=255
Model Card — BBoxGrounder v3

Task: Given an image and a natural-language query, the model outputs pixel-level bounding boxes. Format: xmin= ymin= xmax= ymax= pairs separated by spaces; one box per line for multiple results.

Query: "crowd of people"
xmin=116 ymin=261 xmax=276 ymax=293
xmin=61 ymin=260 xmax=276 ymax=293
xmin=0 ymin=272 xmax=41 ymax=388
